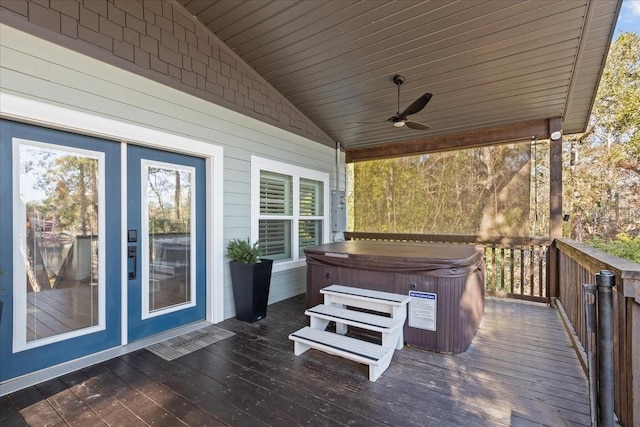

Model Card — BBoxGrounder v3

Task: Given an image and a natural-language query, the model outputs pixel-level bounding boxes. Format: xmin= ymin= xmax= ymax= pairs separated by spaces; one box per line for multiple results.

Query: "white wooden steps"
xmin=305 ymin=304 xmax=404 ymax=350
xmin=289 ymin=284 xmax=410 ymax=382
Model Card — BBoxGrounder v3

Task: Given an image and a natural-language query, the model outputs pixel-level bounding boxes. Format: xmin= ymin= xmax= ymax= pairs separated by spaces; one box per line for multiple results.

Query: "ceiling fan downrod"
xmin=393 ymin=74 xmax=406 ymax=126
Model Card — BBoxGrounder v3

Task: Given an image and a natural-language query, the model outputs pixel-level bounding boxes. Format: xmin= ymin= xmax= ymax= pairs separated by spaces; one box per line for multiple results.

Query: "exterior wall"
xmin=0 ymin=22 xmax=339 ymax=320
xmin=0 ymin=0 xmax=333 ymax=147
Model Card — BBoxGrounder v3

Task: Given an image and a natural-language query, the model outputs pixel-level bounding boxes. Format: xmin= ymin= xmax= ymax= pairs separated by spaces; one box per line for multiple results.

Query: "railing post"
xmin=596 ymin=270 xmax=615 ymax=427
xmin=548 ymin=239 xmax=559 ymax=300
xmin=584 ymin=283 xmax=597 ymax=426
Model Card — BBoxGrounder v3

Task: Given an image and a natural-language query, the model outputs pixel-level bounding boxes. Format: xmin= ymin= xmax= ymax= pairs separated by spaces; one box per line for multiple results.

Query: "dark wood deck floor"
xmin=1 ymin=295 xmax=590 ymax=426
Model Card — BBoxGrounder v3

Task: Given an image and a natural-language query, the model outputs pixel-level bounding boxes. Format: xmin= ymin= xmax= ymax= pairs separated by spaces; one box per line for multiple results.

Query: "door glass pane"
xmin=18 ymin=142 xmax=102 ymax=342
xmin=146 ymin=164 xmax=193 ymax=312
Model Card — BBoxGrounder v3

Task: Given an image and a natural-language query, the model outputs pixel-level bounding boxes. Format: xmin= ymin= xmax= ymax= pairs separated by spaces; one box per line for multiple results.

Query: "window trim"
xmin=251 ymin=156 xmax=330 ymax=272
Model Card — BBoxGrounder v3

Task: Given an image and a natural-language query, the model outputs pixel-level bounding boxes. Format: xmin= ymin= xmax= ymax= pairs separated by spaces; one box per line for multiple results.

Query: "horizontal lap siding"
xmin=0 ymin=23 xmax=337 ymax=321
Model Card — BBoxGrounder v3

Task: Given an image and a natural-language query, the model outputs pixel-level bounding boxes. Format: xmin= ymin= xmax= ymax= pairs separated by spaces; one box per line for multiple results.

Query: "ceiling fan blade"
xmin=399 ymin=92 xmax=433 ymax=117
xmin=406 ymin=120 xmax=431 ymax=130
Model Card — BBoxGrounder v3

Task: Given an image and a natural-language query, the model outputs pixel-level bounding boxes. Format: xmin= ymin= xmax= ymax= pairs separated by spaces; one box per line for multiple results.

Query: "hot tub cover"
xmin=304 ymin=241 xmax=483 ymax=277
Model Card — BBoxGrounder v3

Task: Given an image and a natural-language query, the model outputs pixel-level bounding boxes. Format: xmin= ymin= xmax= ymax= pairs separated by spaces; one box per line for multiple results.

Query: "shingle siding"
xmin=60 ymin=14 xmax=77 ymax=38
xmin=133 ymin=45 xmax=149 ymax=68
xmin=28 ymin=1 xmax=60 ymax=33
xmin=84 ymin=0 xmax=107 ymax=17
xmin=2 ymin=0 xmax=28 ymax=16
xmin=113 ymin=38 xmax=133 ymax=61
xmin=79 ymin=5 xmax=99 ymax=31
xmin=0 ymin=0 xmax=331 ymax=145
xmin=78 ymin=24 xmax=112 ymax=50
xmin=51 ymin=0 xmax=79 ymax=20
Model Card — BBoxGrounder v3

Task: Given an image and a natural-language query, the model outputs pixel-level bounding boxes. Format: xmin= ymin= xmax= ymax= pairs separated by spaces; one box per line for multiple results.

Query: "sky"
xmin=614 ymin=0 xmax=640 ymax=36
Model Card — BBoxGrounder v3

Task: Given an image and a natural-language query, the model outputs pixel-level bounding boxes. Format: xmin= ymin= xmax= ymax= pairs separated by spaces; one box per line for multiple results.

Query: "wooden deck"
xmin=1 ymin=295 xmax=590 ymax=426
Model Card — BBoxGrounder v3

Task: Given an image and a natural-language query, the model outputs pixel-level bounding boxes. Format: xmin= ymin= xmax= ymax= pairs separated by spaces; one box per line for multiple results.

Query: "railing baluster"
xmin=491 ymin=246 xmax=497 ymax=292
xmin=500 ymin=248 xmax=506 ymax=292
xmin=520 ymin=248 xmax=525 ymax=295
xmin=529 ymin=246 xmax=535 ymax=296
xmin=510 ymin=248 xmax=515 ymax=294
xmin=532 ymin=246 xmax=538 ymax=297
xmin=538 ymin=246 xmax=544 ymax=298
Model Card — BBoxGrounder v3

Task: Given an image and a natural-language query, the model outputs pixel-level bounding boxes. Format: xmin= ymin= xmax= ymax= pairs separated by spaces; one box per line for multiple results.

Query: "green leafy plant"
xmin=589 ymin=233 xmax=640 ymax=264
xmin=227 ymin=238 xmax=261 ymax=264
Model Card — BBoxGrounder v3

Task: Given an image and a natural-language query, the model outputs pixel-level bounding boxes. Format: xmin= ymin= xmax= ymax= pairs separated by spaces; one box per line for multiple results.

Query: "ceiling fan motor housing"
xmin=392 ymin=117 xmax=406 ymax=127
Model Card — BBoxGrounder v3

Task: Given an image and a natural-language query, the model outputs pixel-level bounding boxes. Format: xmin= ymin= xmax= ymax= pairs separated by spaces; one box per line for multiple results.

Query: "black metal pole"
xmin=596 ymin=270 xmax=615 ymax=427
xmin=583 ymin=283 xmax=597 ymax=426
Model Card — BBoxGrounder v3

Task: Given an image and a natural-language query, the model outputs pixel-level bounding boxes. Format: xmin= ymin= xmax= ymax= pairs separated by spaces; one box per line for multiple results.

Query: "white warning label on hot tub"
xmin=408 ymin=291 xmax=437 ymax=331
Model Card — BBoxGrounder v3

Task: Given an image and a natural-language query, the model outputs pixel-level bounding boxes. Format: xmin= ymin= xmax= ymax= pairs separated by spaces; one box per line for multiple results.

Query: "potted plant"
xmin=227 ymin=238 xmax=273 ymax=322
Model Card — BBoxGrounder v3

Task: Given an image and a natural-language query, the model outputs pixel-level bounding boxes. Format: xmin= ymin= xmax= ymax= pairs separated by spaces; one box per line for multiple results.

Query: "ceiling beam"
xmin=345 ymin=118 xmax=557 ymax=163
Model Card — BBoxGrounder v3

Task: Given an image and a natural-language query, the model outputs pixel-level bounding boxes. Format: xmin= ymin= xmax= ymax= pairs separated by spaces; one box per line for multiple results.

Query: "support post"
xmin=596 ymin=270 xmax=615 ymax=427
xmin=584 ymin=283 xmax=597 ymax=426
xmin=549 ymin=117 xmax=563 ymax=238
xmin=548 ymin=117 xmax=563 ymax=300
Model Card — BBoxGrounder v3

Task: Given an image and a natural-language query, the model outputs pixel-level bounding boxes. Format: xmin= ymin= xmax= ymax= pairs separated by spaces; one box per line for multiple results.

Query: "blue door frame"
xmin=0 ymin=120 xmax=207 ymax=382
xmin=0 ymin=120 xmax=122 ymax=381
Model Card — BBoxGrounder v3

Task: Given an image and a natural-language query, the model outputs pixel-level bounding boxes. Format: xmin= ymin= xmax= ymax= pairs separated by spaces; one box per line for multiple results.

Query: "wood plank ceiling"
xmin=178 ymin=0 xmax=621 ymax=154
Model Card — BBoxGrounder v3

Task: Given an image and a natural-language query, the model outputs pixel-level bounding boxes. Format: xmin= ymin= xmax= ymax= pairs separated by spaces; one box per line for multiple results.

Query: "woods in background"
xmin=565 ymin=32 xmax=639 ymax=244
xmin=350 ymin=143 xmax=533 ymax=237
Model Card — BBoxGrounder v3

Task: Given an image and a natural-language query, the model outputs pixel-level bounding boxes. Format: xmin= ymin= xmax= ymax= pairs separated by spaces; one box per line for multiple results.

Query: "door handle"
xmin=128 ymin=246 xmax=137 ymax=280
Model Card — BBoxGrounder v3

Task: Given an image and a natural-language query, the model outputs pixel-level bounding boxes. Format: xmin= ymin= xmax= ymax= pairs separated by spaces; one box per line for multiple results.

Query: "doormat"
xmin=146 ymin=325 xmax=235 ymax=361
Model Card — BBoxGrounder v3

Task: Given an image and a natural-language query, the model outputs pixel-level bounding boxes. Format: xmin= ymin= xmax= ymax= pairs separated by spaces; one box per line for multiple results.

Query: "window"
xmin=252 ymin=156 xmax=330 ymax=270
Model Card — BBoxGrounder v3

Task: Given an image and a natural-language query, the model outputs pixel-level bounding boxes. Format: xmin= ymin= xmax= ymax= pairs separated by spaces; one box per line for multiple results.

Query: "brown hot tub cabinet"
xmin=304 ymin=241 xmax=485 ymax=353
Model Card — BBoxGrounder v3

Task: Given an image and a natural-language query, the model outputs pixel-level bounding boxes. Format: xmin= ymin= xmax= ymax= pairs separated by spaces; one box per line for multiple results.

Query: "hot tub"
xmin=304 ymin=240 xmax=485 ymax=353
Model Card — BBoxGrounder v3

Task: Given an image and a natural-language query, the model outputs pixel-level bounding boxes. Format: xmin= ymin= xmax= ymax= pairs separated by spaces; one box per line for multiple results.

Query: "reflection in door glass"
xmin=146 ymin=165 xmax=193 ymax=312
xmin=18 ymin=143 xmax=101 ymax=342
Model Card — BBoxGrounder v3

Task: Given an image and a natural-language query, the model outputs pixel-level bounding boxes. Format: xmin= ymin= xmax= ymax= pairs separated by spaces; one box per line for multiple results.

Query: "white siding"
xmin=0 ymin=24 xmax=341 ymax=321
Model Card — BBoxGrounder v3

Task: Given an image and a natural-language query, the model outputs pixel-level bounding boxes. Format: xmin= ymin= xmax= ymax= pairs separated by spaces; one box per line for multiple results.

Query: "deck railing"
xmin=343 ymin=232 xmax=551 ymax=303
xmin=553 ymin=238 xmax=639 ymax=427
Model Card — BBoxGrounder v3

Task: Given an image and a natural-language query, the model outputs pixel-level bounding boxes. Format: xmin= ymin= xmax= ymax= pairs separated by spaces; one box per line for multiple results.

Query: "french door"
xmin=0 ymin=120 xmax=206 ymax=382
xmin=0 ymin=120 xmax=121 ymax=381
xmin=126 ymin=144 xmax=206 ymax=341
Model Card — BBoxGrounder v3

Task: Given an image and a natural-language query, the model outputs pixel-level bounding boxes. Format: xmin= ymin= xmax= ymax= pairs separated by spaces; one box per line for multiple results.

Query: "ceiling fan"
xmin=386 ymin=74 xmax=432 ymax=130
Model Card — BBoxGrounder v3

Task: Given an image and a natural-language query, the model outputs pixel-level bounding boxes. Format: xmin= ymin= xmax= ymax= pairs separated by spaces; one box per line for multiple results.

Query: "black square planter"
xmin=230 ymin=259 xmax=273 ymax=322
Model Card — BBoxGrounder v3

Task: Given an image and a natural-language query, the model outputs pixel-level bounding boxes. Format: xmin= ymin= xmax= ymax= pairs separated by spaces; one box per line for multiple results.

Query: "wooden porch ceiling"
xmin=178 ymin=0 xmax=621 ymax=157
